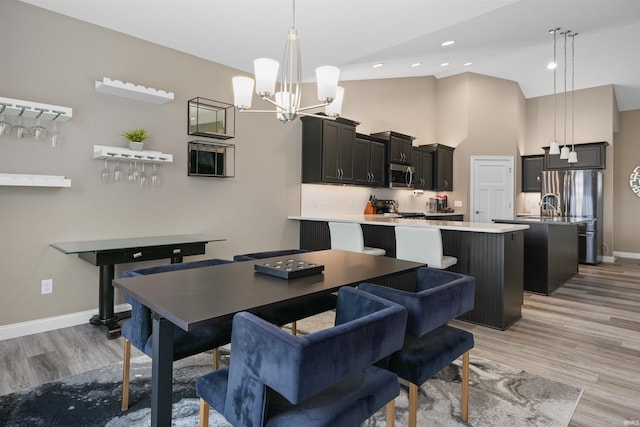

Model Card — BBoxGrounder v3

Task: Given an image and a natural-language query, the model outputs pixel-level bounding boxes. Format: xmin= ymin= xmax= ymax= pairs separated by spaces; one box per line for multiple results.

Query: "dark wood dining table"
xmin=113 ymin=249 xmax=425 ymax=427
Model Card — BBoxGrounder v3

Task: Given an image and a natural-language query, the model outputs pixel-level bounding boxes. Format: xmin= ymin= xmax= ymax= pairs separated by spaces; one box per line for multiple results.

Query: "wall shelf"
xmin=0 ymin=96 xmax=72 ymax=122
xmin=94 ymin=77 xmax=174 ymax=104
xmin=0 ymin=173 xmax=71 ymax=187
xmin=93 ymin=145 xmax=173 ymax=163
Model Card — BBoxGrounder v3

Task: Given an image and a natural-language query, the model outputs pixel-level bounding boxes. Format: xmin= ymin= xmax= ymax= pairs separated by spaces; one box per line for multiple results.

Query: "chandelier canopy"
xmin=232 ymin=0 xmax=343 ymax=123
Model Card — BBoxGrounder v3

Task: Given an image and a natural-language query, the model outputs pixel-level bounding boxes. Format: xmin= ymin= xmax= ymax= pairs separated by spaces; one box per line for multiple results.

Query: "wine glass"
xmin=31 ymin=116 xmax=47 ymax=141
xmin=100 ymin=159 xmax=110 ymax=184
xmin=151 ymin=163 xmax=160 ymax=187
xmin=0 ymin=112 xmax=12 ymax=138
xmin=113 ymin=159 xmax=122 ymax=182
xmin=14 ymin=114 xmax=28 ymax=139
xmin=139 ymin=163 xmax=147 ymax=188
xmin=50 ymin=120 xmax=62 ymax=148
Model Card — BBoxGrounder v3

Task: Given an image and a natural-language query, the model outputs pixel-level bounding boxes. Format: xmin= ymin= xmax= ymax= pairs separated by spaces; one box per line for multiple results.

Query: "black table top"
xmin=113 ymin=249 xmax=424 ymax=331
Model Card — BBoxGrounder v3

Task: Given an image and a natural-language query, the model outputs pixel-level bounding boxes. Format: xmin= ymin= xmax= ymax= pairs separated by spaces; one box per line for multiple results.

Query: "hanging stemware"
xmin=0 ymin=107 xmax=12 ymax=137
xmin=100 ymin=159 xmax=111 ymax=184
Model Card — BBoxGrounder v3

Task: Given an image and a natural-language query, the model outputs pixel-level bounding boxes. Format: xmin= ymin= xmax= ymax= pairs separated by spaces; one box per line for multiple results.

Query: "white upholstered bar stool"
xmin=395 ymin=226 xmax=457 ymax=269
xmin=328 ymin=222 xmax=386 ymax=256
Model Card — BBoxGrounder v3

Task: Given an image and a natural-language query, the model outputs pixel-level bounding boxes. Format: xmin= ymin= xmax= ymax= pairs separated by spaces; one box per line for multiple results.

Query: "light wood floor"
xmin=1 ymin=258 xmax=639 ymax=426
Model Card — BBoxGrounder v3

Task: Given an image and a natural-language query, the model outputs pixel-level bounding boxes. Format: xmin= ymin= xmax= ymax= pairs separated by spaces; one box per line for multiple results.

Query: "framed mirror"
xmin=188 ymin=97 xmax=235 ymax=140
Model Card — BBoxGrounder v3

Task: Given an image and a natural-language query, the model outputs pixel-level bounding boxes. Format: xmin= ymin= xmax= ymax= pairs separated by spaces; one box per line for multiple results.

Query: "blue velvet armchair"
xmin=359 ymin=267 xmax=476 ymax=427
xmin=120 ymin=258 xmax=234 ymax=411
xmin=196 ymin=286 xmax=408 ymax=427
xmin=233 ymin=249 xmax=337 ymax=335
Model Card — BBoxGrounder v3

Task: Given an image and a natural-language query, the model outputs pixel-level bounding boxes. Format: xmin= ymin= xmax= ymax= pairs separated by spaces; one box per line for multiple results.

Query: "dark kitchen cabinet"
xmin=543 ymin=141 xmax=608 ymax=170
xmin=354 ymin=134 xmax=386 ymax=187
xmin=421 ymin=144 xmax=454 ymax=191
xmin=302 ymin=116 xmax=358 ymax=184
xmin=521 ymin=155 xmax=543 ymax=192
xmin=412 ymin=147 xmax=433 ymax=190
xmin=371 ymin=131 xmax=414 ymax=165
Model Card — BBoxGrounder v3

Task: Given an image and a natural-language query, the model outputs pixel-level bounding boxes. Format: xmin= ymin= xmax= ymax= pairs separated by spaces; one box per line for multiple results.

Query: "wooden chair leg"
xmin=121 ymin=339 xmax=131 ymax=411
xmin=386 ymin=398 xmax=396 ymax=427
xmin=461 ymin=351 xmax=470 ymax=422
xmin=408 ymin=382 xmax=418 ymax=427
xmin=213 ymin=347 xmax=219 ymax=370
xmin=291 ymin=321 xmax=297 ymax=335
xmin=199 ymin=398 xmax=210 ymax=427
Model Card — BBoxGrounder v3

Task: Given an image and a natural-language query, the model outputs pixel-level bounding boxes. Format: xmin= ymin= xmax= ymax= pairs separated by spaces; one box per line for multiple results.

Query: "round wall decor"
xmin=630 ymin=165 xmax=640 ymax=197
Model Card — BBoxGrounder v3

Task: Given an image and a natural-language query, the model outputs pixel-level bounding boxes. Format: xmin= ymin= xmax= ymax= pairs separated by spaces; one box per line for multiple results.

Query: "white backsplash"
xmin=300 ymin=184 xmax=442 ymax=216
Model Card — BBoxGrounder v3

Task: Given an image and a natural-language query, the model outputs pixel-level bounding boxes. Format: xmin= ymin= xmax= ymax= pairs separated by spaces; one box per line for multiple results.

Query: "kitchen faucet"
xmin=540 ymin=193 xmax=562 ymax=217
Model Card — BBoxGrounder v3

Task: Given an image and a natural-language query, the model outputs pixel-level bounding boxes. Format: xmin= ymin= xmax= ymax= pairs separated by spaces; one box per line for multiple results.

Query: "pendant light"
xmin=548 ymin=28 xmax=561 ymax=155
xmin=559 ymin=30 xmax=571 ymax=160
xmin=567 ymin=32 xmax=579 ymax=164
xmin=231 ymin=0 xmax=343 ymax=123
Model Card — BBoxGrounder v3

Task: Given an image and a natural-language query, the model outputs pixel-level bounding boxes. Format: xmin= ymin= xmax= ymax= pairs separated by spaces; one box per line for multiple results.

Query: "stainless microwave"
xmin=389 ymin=163 xmax=415 ymax=188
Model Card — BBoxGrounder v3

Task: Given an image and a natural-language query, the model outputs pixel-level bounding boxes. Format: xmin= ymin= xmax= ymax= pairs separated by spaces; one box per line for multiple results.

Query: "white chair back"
xmin=329 ymin=222 xmax=366 ymax=252
xmin=395 ymin=226 xmax=457 ymax=269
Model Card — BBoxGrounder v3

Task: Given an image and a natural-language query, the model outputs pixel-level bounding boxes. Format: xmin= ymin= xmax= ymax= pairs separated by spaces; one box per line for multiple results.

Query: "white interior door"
xmin=470 ymin=156 xmax=514 ymax=222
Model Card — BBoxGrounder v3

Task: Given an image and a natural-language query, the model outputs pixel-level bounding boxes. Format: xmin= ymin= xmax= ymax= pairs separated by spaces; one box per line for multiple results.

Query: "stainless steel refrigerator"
xmin=541 ymin=170 xmax=603 ymax=264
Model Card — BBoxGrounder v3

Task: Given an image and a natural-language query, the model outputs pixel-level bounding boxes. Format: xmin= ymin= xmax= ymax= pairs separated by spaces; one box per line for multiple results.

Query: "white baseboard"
xmin=0 ymin=303 xmax=131 ymax=341
xmin=612 ymin=251 xmax=640 ymax=260
xmin=601 ymin=255 xmax=617 ymax=263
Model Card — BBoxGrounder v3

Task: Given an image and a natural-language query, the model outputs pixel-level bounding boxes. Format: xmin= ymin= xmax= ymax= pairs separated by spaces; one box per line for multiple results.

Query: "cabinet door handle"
xmin=173 ymin=249 xmax=182 ymax=254
xmin=370 ymin=172 xmax=374 ymax=182
xmin=133 ymin=252 xmax=143 ymax=259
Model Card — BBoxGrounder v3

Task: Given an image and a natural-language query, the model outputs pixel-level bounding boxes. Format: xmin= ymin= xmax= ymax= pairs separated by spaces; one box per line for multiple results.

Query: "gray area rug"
xmin=0 ymin=314 xmax=582 ymax=426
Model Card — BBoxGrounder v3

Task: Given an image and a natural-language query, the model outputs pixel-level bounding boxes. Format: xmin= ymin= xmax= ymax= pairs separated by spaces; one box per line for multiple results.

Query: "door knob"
xmin=475 ymin=210 xmax=482 ymax=214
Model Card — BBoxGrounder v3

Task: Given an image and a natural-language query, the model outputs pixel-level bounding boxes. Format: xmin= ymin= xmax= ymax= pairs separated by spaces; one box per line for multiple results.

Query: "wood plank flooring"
xmin=1 ymin=258 xmax=639 ymax=426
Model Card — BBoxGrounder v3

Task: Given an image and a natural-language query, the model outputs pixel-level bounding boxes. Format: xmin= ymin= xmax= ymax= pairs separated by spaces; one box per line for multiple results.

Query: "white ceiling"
xmin=20 ymin=0 xmax=640 ymax=111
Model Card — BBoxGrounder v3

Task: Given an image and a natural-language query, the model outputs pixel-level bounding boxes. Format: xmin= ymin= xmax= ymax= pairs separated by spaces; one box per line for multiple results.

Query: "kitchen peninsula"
xmin=288 ymin=214 xmax=529 ymax=330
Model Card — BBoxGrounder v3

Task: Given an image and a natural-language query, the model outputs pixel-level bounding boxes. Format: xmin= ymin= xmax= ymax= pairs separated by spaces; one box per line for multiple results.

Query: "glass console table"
xmin=51 ymin=234 xmax=225 ymax=339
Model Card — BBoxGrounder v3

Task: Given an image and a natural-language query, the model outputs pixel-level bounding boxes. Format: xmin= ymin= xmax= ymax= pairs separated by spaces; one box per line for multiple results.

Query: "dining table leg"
xmin=151 ymin=313 xmax=174 ymax=427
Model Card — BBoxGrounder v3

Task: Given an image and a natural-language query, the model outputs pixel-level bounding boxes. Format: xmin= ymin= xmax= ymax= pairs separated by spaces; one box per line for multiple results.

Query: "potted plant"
xmin=122 ymin=128 xmax=149 ymax=151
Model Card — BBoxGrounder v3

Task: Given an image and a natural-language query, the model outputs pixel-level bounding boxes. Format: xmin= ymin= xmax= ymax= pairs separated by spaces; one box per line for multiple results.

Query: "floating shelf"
xmin=0 ymin=96 xmax=72 ymax=122
xmin=93 ymin=145 xmax=174 ymax=163
xmin=0 ymin=173 xmax=71 ymax=187
xmin=95 ymin=77 xmax=174 ymax=104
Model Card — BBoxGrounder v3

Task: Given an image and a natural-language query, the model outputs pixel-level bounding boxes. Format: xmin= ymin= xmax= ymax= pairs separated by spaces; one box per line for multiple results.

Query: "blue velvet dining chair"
xmin=196 ymin=286 xmax=408 ymax=427
xmin=359 ymin=267 xmax=476 ymax=427
xmin=120 ymin=258 xmax=234 ymax=411
xmin=233 ymin=249 xmax=337 ymax=335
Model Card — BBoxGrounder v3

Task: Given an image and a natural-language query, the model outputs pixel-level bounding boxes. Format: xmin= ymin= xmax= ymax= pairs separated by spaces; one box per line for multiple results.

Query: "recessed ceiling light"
xmin=441 ymin=40 xmax=456 ymax=47
xmin=464 ymin=62 xmax=473 ymax=66
xmin=547 ymin=61 xmax=557 ymax=70
xmin=440 ymin=62 xmax=450 ymax=67
xmin=411 ymin=62 xmax=422 ymax=68
xmin=372 ymin=63 xmax=384 ymax=68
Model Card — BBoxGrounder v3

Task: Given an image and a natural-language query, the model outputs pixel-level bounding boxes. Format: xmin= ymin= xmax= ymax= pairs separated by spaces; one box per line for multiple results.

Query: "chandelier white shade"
xmin=325 ymin=86 xmax=345 ymax=117
xmin=231 ymin=0 xmax=343 ymax=122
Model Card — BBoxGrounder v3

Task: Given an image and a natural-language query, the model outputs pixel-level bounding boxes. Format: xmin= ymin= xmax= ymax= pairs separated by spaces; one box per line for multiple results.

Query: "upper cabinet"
xmin=302 ymin=116 xmax=358 ymax=184
xmin=371 ymin=131 xmax=414 ymax=165
xmin=421 ymin=144 xmax=454 ymax=191
xmin=412 ymin=147 xmax=433 ymax=190
xmin=543 ymin=142 xmax=608 ymax=170
xmin=354 ymin=134 xmax=386 ymax=187
xmin=521 ymin=155 xmax=543 ymax=192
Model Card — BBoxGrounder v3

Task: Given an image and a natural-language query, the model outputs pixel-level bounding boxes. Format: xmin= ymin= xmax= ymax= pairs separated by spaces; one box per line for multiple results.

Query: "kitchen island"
xmin=288 ymin=214 xmax=529 ymax=330
xmin=493 ymin=216 xmax=594 ymax=295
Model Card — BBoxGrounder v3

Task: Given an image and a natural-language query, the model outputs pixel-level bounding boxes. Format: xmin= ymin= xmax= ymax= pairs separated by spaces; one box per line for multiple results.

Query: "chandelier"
xmin=231 ymin=0 xmax=343 ymax=123
xmin=550 ymin=29 xmax=578 ymax=163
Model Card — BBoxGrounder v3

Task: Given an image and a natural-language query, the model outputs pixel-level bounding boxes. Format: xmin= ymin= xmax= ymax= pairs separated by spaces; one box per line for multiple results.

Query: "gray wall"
xmin=1 ymin=0 xmax=302 ymax=325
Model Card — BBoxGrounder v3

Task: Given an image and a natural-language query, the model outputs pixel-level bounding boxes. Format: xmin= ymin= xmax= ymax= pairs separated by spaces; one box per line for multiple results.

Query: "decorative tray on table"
xmin=254 ymin=258 xmax=324 ymax=280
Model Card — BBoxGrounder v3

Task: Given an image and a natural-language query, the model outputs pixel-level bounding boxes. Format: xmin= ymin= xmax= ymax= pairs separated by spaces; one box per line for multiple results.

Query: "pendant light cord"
xmin=570 ymin=33 xmax=578 ymax=151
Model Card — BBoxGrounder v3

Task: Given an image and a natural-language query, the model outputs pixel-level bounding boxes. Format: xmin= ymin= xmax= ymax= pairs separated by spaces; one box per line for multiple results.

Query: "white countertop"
xmin=288 ymin=214 xmax=529 ymax=233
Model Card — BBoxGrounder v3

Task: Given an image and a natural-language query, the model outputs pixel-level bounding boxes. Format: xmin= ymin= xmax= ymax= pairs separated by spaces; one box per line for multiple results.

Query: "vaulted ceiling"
xmin=20 ymin=0 xmax=640 ymax=111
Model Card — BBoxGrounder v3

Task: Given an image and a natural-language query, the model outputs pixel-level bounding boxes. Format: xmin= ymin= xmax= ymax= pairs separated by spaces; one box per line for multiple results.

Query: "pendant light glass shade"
xmin=232 ymin=76 xmax=255 ymax=110
xmin=559 ymin=145 xmax=570 ymax=159
xmin=549 ymin=141 xmax=560 ymax=155
xmin=325 ymin=86 xmax=344 ymax=117
xmin=254 ymin=58 xmax=279 ymax=97
xmin=567 ymin=150 xmax=578 ymax=163
xmin=316 ymin=65 xmax=340 ymax=103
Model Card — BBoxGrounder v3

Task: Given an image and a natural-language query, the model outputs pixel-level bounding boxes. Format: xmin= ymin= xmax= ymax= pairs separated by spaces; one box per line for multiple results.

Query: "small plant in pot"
xmin=122 ymin=128 xmax=149 ymax=151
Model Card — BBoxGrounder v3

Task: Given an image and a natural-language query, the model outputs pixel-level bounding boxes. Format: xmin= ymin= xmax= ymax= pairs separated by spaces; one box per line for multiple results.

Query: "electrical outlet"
xmin=454 ymin=200 xmax=463 ymax=208
xmin=41 ymin=279 xmax=53 ymax=294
